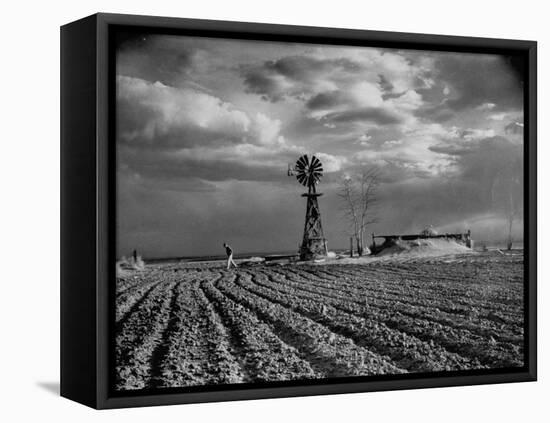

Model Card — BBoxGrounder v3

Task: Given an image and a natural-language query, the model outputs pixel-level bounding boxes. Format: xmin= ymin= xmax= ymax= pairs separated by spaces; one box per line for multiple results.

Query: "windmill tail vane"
xmin=287 ymin=163 xmax=295 ymax=177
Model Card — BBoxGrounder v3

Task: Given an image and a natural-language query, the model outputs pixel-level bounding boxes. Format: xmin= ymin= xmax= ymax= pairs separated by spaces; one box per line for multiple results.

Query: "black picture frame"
xmin=61 ymin=12 xmax=537 ymax=409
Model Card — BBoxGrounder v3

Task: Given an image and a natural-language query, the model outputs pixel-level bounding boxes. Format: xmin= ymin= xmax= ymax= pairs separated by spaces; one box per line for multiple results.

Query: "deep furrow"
xmin=235 ymin=272 xmax=480 ymax=372
xmin=148 ymin=282 xmax=182 ymax=388
xmin=307 ymin=264 xmax=523 ymax=301
xmin=116 ymin=279 xmax=167 ymax=323
xmin=216 ymin=274 xmax=404 ymax=377
xmin=283 ymin=267 xmax=523 ymax=319
xmin=202 ymin=276 xmax=320 ymax=381
xmin=116 ymin=280 xmax=172 ymax=328
xmin=306 ymin=262 xmax=523 ymax=294
xmin=116 ymin=281 xmax=178 ymax=390
xmin=273 ymin=267 xmax=524 ymax=327
xmin=198 ymin=275 xmax=255 ymax=383
xmin=248 ymin=271 xmax=521 ymax=368
xmin=148 ymin=277 xmax=245 ymax=388
xmin=322 ymin=264 xmax=524 ymax=300
xmin=116 ymin=278 xmax=152 ymax=298
xmin=263 ymin=268 xmax=524 ymax=341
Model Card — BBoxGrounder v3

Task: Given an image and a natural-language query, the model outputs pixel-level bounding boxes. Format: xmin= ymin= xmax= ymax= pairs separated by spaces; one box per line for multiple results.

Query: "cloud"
xmin=428 ymin=137 xmax=523 ymax=191
xmin=356 ymin=133 xmax=373 ymax=146
xmin=476 ymin=102 xmax=496 ymax=111
xmin=306 ymin=91 xmax=349 ymax=110
xmin=239 ymin=47 xmax=437 ymax=159
xmin=116 ymin=33 xmax=202 ymax=86
xmin=119 ymin=143 xmax=300 ymax=183
xmin=313 ymin=153 xmax=348 ymax=173
xmin=241 ymin=49 xmax=428 ymax=113
xmin=366 ymin=136 xmax=523 ymax=239
xmin=489 ymin=113 xmax=507 ymax=121
xmin=505 ymin=121 xmax=524 ymax=135
xmin=449 ymin=127 xmax=496 ymax=141
xmin=320 ymin=107 xmax=403 ymax=125
xmin=117 ymin=76 xmax=251 ymax=148
xmin=385 ymin=90 xmax=423 ymax=111
xmin=442 ymin=55 xmax=523 ymax=111
xmin=428 ymin=143 xmax=470 ymax=156
xmin=241 ymin=55 xmax=358 ymax=102
xmin=416 ymin=53 xmax=523 ymax=119
xmin=413 ymin=104 xmax=455 ymax=123
xmin=117 ymin=76 xmax=302 ymax=182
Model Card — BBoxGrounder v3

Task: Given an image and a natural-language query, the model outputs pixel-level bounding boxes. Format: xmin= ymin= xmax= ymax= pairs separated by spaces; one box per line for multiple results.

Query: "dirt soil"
xmin=375 ymin=238 xmax=472 ymax=257
xmin=115 ymin=250 xmax=525 ymax=391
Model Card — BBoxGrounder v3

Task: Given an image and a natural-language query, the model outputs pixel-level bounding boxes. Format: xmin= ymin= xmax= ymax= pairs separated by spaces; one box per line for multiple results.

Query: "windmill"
xmin=288 ymin=154 xmax=328 ymax=260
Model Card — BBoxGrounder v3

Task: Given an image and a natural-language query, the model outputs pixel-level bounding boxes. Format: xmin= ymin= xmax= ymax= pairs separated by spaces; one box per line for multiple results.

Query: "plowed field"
xmin=115 ymin=251 xmax=524 ymax=391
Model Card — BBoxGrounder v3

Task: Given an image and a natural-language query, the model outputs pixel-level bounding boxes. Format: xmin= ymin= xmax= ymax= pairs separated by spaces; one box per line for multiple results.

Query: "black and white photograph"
xmin=114 ymin=30 xmax=526 ymax=392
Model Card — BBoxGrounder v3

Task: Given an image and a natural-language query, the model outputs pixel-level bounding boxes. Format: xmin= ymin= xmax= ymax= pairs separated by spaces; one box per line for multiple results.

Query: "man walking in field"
xmin=223 ymin=242 xmax=238 ymax=269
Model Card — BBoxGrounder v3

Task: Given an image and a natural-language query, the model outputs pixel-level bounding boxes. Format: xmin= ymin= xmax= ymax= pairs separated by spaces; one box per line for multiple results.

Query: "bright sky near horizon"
xmin=116 ymin=32 xmax=524 ymax=259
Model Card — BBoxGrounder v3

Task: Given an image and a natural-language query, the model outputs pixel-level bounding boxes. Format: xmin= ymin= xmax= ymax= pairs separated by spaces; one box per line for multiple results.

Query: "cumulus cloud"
xmin=313 ymin=153 xmax=348 ymax=173
xmin=489 ymin=113 xmax=507 ymax=121
xmin=241 ymin=48 xmax=430 ymax=132
xmin=117 ymin=76 xmax=251 ymax=148
xmin=117 ymin=76 xmax=302 ymax=183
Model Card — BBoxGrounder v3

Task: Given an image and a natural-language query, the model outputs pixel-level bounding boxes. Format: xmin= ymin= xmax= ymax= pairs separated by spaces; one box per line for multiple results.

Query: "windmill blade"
xmin=310 ymin=156 xmax=323 ymax=174
xmin=297 ymin=155 xmax=308 ymax=169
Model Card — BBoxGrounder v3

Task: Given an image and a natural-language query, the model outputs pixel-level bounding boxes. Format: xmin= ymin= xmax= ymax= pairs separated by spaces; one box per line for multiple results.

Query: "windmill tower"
xmin=288 ymin=155 xmax=328 ymax=260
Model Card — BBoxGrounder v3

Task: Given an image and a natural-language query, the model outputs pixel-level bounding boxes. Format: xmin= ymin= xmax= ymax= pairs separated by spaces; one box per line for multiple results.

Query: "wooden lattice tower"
xmin=289 ymin=155 xmax=328 ymax=260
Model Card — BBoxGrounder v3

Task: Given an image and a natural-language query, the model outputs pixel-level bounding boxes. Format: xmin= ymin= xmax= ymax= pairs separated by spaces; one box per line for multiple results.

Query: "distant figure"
xmin=133 ymin=249 xmax=137 ymax=262
xmin=223 ymin=242 xmax=238 ymax=269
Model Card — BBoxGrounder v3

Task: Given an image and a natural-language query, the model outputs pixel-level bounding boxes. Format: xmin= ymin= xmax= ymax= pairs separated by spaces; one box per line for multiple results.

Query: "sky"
xmin=116 ymin=32 xmax=524 ymax=259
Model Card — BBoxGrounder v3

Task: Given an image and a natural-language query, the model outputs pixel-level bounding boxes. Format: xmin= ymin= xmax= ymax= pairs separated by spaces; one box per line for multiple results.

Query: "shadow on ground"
xmin=36 ymin=381 xmax=60 ymax=396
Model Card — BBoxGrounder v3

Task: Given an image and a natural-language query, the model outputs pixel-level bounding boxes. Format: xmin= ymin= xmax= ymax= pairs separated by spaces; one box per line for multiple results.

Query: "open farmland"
xmin=115 ymin=251 xmax=524 ymax=391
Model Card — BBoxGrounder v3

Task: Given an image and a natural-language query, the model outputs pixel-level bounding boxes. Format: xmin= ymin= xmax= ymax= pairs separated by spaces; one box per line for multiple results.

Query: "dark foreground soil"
xmin=115 ymin=251 xmax=524 ymax=391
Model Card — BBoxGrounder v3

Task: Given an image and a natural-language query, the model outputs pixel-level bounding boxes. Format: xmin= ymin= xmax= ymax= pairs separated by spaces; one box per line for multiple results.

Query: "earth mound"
xmin=376 ymin=238 xmax=472 ymax=258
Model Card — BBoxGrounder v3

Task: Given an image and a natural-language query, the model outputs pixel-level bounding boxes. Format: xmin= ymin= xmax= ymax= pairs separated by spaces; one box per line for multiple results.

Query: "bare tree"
xmin=338 ymin=168 xmax=380 ymax=256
